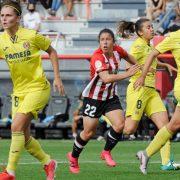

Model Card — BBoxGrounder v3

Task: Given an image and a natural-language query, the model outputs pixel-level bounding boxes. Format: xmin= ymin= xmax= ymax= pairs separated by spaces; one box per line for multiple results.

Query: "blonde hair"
xmin=1 ymin=0 xmax=22 ymax=16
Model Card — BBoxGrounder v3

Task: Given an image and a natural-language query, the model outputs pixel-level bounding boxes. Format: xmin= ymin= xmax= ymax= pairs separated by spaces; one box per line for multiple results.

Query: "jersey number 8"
xmin=136 ymin=100 xmax=142 ymax=109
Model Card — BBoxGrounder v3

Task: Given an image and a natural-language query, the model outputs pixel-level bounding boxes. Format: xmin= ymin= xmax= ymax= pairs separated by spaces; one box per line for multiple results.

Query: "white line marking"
xmin=1 ymin=160 xmax=174 ymax=165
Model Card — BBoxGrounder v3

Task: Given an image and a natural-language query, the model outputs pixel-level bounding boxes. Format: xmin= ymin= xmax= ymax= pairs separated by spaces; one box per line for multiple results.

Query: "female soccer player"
xmin=0 ymin=1 xmax=65 ymax=179
xmin=67 ymin=28 xmax=140 ymax=174
xmin=134 ymin=29 xmax=180 ymax=174
xmin=117 ymin=18 xmax=177 ymax=173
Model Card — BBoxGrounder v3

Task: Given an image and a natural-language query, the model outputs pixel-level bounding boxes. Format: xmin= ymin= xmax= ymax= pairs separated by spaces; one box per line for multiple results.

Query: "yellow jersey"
xmin=0 ymin=27 xmax=51 ymax=95
xmin=156 ymin=30 xmax=180 ymax=75
xmin=130 ymin=37 xmax=157 ymax=87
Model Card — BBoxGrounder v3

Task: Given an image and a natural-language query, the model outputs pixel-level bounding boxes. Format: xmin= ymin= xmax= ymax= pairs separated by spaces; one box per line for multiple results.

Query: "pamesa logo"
xmin=5 ymin=50 xmax=31 ymax=62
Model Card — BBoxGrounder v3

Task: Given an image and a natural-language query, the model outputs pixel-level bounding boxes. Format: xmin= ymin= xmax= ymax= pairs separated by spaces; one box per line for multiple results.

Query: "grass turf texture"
xmin=0 ymin=140 xmax=179 ymax=180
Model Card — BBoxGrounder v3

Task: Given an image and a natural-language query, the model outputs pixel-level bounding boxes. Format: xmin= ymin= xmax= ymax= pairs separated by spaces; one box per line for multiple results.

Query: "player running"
xmin=134 ymin=29 xmax=180 ymax=174
xmin=0 ymin=0 xmax=65 ymax=179
xmin=117 ymin=18 xmax=178 ymax=173
xmin=67 ymin=28 xmax=140 ymax=174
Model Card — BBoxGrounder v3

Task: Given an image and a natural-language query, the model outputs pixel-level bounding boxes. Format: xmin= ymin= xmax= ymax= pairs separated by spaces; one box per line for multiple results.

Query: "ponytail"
xmin=117 ymin=18 xmax=150 ymax=38
xmin=117 ymin=21 xmax=135 ymax=38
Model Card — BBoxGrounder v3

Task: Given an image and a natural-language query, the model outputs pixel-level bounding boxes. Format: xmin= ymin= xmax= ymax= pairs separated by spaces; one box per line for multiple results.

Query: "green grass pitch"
xmin=0 ymin=140 xmax=179 ymax=180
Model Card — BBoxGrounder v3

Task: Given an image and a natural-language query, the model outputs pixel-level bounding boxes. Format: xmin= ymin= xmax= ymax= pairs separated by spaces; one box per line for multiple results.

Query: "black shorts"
xmin=82 ymin=96 xmax=122 ymax=118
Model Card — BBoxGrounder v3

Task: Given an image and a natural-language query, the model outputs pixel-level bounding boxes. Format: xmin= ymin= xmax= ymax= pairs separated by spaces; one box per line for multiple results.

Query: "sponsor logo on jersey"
xmin=5 ymin=50 xmax=31 ymax=63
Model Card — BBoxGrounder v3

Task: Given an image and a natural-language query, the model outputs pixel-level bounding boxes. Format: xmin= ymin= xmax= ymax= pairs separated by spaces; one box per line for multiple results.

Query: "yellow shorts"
xmin=174 ymin=79 xmax=180 ymax=107
xmin=126 ymin=83 xmax=166 ymax=121
xmin=12 ymin=87 xmax=50 ymax=119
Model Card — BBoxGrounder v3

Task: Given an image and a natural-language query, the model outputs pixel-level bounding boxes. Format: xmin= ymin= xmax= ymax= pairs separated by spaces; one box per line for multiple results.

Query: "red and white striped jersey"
xmin=82 ymin=45 xmax=128 ymax=101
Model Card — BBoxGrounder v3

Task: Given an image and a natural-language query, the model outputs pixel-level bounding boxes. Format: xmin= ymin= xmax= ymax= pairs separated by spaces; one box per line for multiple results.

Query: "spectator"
xmin=158 ymin=0 xmax=178 ymax=33
xmin=146 ymin=0 xmax=164 ymax=21
xmin=49 ymin=0 xmax=62 ymax=16
xmin=28 ymin=0 xmax=52 ymax=11
xmin=64 ymin=0 xmax=74 ymax=18
xmin=23 ymin=3 xmax=41 ymax=31
xmin=64 ymin=0 xmax=82 ymax=19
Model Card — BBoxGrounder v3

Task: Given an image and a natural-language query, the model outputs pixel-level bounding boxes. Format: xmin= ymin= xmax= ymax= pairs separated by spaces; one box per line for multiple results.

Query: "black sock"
xmin=104 ymin=128 xmax=122 ymax=151
xmin=72 ymin=134 xmax=88 ymax=158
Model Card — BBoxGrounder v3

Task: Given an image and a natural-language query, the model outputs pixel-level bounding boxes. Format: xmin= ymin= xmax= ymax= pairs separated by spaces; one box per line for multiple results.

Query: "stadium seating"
xmin=35 ymin=96 xmax=72 ymax=139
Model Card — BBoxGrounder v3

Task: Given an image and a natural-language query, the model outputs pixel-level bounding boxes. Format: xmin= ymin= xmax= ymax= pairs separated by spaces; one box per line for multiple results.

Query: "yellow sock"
xmin=25 ymin=137 xmax=51 ymax=165
xmin=101 ymin=115 xmax=112 ymax=126
xmin=6 ymin=132 xmax=25 ymax=171
xmin=160 ymin=140 xmax=171 ymax=165
xmin=146 ymin=126 xmax=173 ymax=158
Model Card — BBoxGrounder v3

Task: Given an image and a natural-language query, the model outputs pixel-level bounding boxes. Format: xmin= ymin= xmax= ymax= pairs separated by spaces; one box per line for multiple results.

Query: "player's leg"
xmin=24 ymin=125 xmax=57 ymax=179
xmin=67 ymin=116 xmax=99 ymax=173
xmin=123 ymin=117 xmax=139 ymax=135
xmin=99 ymin=95 xmax=124 ymax=167
xmin=67 ymin=97 xmax=100 ymax=174
xmin=147 ymin=107 xmax=180 ymax=155
xmin=137 ymin=113 xmax=179 ymax=174
xmin=0 ymin=112 xmax=32 ymax=179
xmin=137 ymin=102 xmax=180 ymax=174
xmin=124 ymin=83 xmax=148 ymax=135
xmin=145 ymin=93 xmax=175 ymax=170
xmin=23 ymin=88 xmax=57 ymax=179
xmin=72 ymin=114 xmax=82 ymax=138
xmin=101 ymin=109 xmax=124 ymax=167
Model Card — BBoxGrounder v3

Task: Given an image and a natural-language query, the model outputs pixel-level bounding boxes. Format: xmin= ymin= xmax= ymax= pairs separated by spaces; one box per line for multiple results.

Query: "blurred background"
xmin=0 ymin=0 xmax=179 ymax=141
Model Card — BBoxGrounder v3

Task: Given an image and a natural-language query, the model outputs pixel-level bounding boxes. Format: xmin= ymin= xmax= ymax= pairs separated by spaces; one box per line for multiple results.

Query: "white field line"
xmin=0 ymin=160 xmax=167 ymax=165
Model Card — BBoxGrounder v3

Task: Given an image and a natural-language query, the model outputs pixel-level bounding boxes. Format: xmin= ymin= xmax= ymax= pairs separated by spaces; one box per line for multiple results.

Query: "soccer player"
xmin=0 ymin=0 xmax=65 ymax=179
xmin=117 ymin=18 xmax=178 ymax=173
xmin=67 ymin=28 xmax=140 ymax=174
xmin=134 ymin=29 xmax=180 ymax=174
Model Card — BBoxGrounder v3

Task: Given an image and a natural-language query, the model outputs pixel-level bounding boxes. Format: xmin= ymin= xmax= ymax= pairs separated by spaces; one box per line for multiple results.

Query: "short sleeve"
xmin=91 ymin=53 xmax=108 ymax=73
xmin=155 ymin=35 xmax=173 ymax=54
xmin=33 ymin=32 xmax=51 ymax=51
xmin=114 ymin=45 xmax=128 ymax=58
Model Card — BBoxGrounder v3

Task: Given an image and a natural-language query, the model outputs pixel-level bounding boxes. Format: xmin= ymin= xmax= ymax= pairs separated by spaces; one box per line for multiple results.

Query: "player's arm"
xmin=124 ymin=53 xmax=137 ymax=65
xmin=115 ymin=45 xmax=137 ymax=65
xmin=157 ymin=61 xmax=177 ymax=76
xmin=99 ymin=65 xmax=140 ymax=84
xmin=134 ymin=33 xmax=174 ymax=89
xmin=46 ymin=46 xmax=65 ymax=95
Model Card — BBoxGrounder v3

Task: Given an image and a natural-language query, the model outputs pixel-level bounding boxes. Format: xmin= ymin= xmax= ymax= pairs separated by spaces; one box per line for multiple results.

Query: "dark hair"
xmin=98 ymin=28 xmax=115 ymax=43
xmin=1 ymin=0 xmax=22 ymax=16
xmin=117 ymin=18 xmax=150 ymax=38
xmin=27 ymin=3 xmax=36 ymax=10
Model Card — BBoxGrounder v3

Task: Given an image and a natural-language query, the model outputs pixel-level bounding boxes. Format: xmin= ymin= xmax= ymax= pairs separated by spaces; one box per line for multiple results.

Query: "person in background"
xmin=146 ymin=0 xmax=164 ymax=21
xmin=23 ymin=3 xmax=41 ymax=31
xmin=49 ymin=0 xmax=62 ymax=16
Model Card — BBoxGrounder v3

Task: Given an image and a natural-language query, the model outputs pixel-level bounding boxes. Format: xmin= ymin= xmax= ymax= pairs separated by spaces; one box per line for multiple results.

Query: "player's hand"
xmin=126 ymin=64 xmax=140 ymax=77
xmin=133 ymin=76 xmax=145 ymax=90
xmin=53 ymin=77 xmax=65 ymax=96
xmin=166 ymin=64 xmax=177 ymax=77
